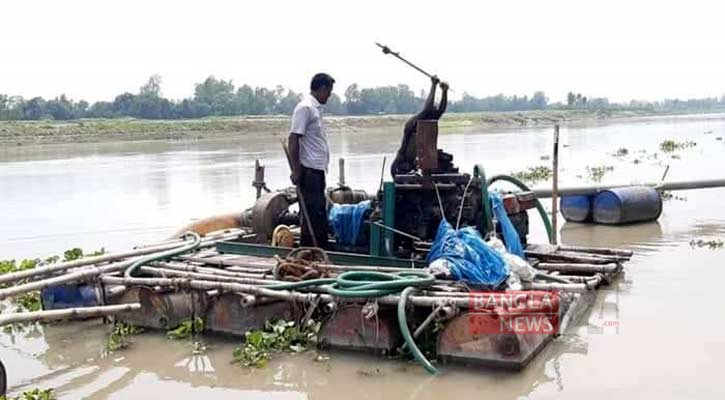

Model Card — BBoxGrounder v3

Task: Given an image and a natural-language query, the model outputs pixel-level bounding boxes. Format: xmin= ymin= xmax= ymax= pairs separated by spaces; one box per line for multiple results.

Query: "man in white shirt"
xmin=288 ymin=73 xmax=335 ymax=247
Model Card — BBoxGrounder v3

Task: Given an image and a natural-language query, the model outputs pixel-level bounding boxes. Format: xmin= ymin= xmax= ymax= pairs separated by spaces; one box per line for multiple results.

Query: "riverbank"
xmin=0 ymin=108 xmax=716 ymax=146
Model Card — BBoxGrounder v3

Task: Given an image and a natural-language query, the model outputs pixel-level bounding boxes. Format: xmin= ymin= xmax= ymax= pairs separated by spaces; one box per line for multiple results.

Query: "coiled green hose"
xmin=264 ymin=270 xmax=438 ymax=374
xmin=487 ymin=174 xmax=554 ymax=244
xmin=124 ymin=232 xmax=202 ymax=278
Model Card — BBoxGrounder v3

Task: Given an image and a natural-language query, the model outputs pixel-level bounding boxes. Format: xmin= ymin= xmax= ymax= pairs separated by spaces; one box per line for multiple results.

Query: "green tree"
xmin=140 ymin=74 xmax=162 ymax=97
xmin=194 ymin=76 xmax=236 ymax=115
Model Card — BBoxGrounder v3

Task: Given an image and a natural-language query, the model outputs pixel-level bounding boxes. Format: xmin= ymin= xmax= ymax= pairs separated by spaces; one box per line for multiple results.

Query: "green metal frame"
xmin=474 ymin=164 xmax=494 ymax=236
xmin=216 ymin=241 xmax=425 ymax=268
xmin=382 ymin=181 xmax=396 ymax=257
xmin=369 ymin=223 xmax=382 ymax=256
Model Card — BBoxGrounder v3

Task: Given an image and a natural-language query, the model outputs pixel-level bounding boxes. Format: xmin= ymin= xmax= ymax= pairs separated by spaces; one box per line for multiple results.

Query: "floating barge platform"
xmin=0 ymin=152 xmax=632 ymax=377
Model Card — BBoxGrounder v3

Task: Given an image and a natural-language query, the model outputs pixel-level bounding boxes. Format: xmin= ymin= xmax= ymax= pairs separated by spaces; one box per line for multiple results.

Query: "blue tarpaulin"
xmin=490 ymin=192 xmax=525 ymax=258
xmin=426 ymin=219 xmax=509 ymax=286
xmin=328 ymin=200 xmax=371 ymax=246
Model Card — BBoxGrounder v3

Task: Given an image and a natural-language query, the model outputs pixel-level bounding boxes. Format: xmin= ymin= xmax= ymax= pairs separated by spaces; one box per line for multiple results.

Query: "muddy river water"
xmin=1 ymin=114 xmax=724 ymax=399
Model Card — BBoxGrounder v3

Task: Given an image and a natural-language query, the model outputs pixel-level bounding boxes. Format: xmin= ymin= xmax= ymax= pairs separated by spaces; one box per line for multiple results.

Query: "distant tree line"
xmin=1 ymin=75 xmax=724 ymax=121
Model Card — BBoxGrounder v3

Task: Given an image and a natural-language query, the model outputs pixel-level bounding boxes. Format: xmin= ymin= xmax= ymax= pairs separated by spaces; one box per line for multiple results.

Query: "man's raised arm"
xmin=421 ymin=75 xmax=439 ymax=115
xmin=437 ymin=81 xmax=449 ymax=117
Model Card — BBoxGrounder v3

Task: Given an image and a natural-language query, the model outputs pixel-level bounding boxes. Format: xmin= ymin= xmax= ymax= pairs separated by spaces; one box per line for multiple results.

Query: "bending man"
xmin=390 ymin=76 xmax=448 ymax=177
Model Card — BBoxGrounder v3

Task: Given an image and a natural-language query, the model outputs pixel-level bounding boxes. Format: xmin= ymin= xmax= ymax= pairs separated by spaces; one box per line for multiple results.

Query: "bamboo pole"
xmin=137 ymin=266 xmax=283 ymax=287
xmin=525 ymin=251 xmax=617 ymax=264
xmin=100 ymin=276 xmax=577 ymax=310
xmin=152 ymin=262 xmax=269 ymax=279
xmin=190 ymin=256 xmax=418 ymax=274
xmin=535 ymin=263 xmax=620 ymax=274
xmin=554 ymin=275 xmax=604 ymax=284
xmin=0 ymin=303 xmax=141 ymax=326
xmin=101 ymin=276 xmax=330 ymax=304
xmin=0 ymin=265 xmax=122 ymax=300
xmin=134 ymin=229 xmax=244 ymax=249
xmin=0 ymin=230 xmax=241 ymax=286
xmin=557 ymin=245 xmax=633 ymax=258
xmin=533 ymin=178 xmax=725 ymax=198
xmin=551 ymin=124 xmax=560 ymax=245
xmin=522 ymin=282 xmax=590 ymax=292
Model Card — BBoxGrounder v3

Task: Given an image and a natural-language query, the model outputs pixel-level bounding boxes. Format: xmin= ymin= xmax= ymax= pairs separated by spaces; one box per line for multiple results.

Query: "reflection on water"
xmin=1 ymin=114 xmax=725 ymax=398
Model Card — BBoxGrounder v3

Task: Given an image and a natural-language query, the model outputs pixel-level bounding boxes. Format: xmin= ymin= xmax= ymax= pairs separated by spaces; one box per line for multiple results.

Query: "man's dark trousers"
xmin=299 ymin=166 xmax=328 ymax=248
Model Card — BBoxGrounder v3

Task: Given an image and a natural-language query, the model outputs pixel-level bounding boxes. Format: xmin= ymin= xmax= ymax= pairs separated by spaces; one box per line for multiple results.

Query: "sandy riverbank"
xmin=0 ymin=108 xmax=708 ymax=146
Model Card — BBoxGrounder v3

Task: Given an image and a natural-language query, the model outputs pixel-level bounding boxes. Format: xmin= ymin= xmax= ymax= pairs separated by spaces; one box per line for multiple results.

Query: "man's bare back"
xmin=390 ymin=76 xmax=449 ymax=177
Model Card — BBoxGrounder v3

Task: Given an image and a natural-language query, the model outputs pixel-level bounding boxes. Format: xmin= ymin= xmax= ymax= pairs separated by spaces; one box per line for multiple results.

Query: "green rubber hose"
xmin=124 ymin=232 xmax=202 ymax=278
xmin=264 ymin=270 xmax=438 ymax=374
xmin=398 ymin=286 xmax=438 ymax=374
xmin=487 ymin=174 xmax=554 ymax=244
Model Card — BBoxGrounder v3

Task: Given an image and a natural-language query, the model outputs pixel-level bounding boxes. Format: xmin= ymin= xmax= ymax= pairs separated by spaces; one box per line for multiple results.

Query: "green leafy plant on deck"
xmin=659 ymin=139 xmax=696 ymax=153
xmin=232 ymin=319 xmax=321 ymax=368
xmin=166 ymin=317 xmax=204 ymax=340
xmin=106 ymin=321 xmax=144 ymax=352
xmin=0 ymin=388 xmax=56 ymax=400
xmin=510 ymin=165 xmax=553 ymax=184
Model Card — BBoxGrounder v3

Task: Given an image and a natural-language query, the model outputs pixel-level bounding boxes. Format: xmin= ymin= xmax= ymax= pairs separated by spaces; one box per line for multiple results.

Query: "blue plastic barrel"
xmin=560 ymin=195 xmax=593 ymax=222
xmin=41 ymin=284 xmax=101 ymax=310
xmin=592 ymin=186 xmax=662 ymax=225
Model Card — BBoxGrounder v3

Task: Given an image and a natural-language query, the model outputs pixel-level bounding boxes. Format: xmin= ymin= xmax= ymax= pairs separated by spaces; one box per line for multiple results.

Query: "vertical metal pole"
xmin=474 ymin=165 xmax=493 ymax=236
xmin=551 ymin=125 xmax=560 ymax=245
xmin=382 ymin=181 xmax=396 ymax=257
xmin=338 ymin=158 xmax=346 ymax=187
xmin=253 ymin=159 xmax=265 ymax=199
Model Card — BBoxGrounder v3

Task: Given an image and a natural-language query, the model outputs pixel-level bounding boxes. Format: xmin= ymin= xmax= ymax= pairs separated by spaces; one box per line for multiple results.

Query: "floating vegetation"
xmin=659 ymin=139 xmax=696 ymax=153
xmin=16 ymin=292 xmax=42 ymax=312
xmin=1 ymin=388 xmax=56 ymax=400
xmin=510 ymin=166 xmax=553 ymax=184
xmin=63 ymin=247 xmax=105 ymax=262
xmin=106 ymin=321 xmax=144 ymax=352
xmin=585 ymin=165 xmax=614 ymax=183
xmin=191 ymin=340 xmax=207 ymax=355
xmin=357 ymin=367 xmax=383 ymax=377
xmin=660 ymin=191 xmax=687 ymax=201
xmin=1 ymin=247 xmax=105 ymax=312
xmin=231 ymin=319 xmax=321 ymax=368
xmin=0 ymin=258 xmax=45 ymax=277
xmin=167 ymin=317 xmax=204 ymax=340
xmin=690 ymin=239 xmax=724 ymax=250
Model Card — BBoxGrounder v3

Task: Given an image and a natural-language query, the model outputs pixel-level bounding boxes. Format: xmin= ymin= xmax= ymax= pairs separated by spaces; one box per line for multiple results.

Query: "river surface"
xmin=1 ymin=114 xmax=724 ymax=399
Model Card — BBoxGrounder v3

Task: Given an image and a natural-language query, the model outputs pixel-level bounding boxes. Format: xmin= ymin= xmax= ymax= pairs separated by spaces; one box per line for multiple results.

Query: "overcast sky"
xmin=3 ymin=0 xmax=724 ymax=103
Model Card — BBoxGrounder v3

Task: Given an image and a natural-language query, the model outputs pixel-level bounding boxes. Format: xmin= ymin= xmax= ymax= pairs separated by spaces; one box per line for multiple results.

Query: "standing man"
xmin=288 ymin=73 xmax=335 ymax=248
xmin=390 ymin=76 xmax=448 ymax=177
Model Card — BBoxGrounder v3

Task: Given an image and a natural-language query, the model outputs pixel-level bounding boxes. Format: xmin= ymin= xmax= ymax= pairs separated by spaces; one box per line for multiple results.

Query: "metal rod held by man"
xmin=551 ymin=124 xmax=560 ymax=245
xmin=282 ymin=140 xmax=318 ymax=248
xmin=375 ymin=42 xmax=434 ymax=79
